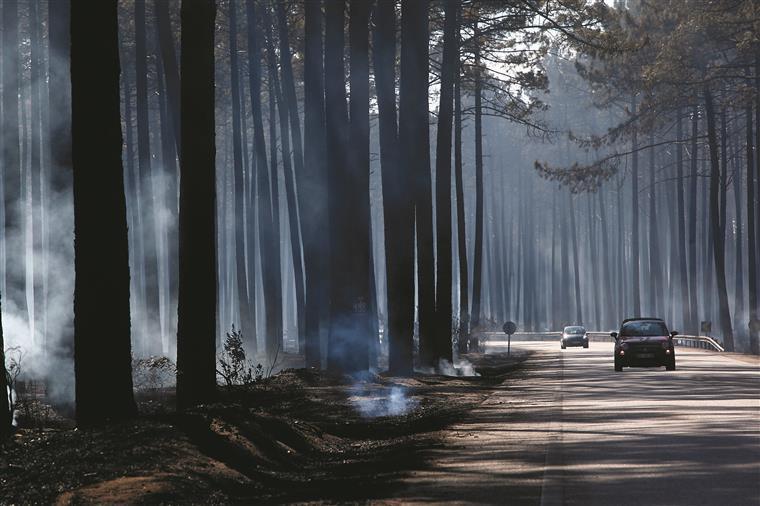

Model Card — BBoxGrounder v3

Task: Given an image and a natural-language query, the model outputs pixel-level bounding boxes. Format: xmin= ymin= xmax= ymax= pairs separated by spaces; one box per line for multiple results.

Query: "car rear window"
xmin=621 ymin=321 xmax=668 ymax=337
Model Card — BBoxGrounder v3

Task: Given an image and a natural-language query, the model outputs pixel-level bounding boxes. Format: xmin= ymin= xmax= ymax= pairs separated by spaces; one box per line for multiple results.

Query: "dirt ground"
xmin=0 ymin=351 xmax=530 ymax=505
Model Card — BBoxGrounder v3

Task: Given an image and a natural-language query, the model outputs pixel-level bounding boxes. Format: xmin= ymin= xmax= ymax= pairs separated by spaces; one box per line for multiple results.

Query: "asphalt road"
xmin=386 ymin=341 xmax=760 ymax=505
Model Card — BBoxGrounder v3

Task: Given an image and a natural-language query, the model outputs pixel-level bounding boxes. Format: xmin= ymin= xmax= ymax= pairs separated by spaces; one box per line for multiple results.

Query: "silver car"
xmin=561 ymin=326 xmax=588 ymax=349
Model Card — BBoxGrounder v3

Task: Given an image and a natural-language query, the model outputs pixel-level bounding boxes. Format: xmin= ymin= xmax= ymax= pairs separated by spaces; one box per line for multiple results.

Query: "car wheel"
xmin=614 ymin=364 xmax=623 ymax=372
xmin=561 ymin=344 xmax=566 ymax=350
xmin=583 ymin=343 xmax=589 ymax=349
xmin=666 ymin=359 xmax=676 ymax=371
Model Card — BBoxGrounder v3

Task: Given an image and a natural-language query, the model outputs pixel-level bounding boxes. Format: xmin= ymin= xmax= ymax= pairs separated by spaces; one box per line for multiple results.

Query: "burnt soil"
xmin=0 ymin=351 xmax=529 ymax=505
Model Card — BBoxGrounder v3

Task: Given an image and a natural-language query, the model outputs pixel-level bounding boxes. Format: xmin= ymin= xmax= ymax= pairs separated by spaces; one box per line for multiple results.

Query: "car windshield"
xmin=620 ymin=321 xmax=668 ymax=337
xmin=564 ymin=326 xmax=585 ymax=334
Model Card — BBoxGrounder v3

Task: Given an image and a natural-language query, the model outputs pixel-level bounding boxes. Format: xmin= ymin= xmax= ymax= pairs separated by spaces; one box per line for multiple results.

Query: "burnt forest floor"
xmin=0 ymin=350 xmax=531 ymax=505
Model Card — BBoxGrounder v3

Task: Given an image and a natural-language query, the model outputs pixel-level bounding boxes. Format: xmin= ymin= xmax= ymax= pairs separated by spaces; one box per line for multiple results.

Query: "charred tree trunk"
xmin=325 ymin=0 xmax=364 ymax=372
xmin=302 ymin=0 xmax=328 ymax=368
xmin=377 ymin=0 xmax=413 ymax=374
xmin=347 ymin=0 xmax=372 ymax=368
xmin=404 ymin=0 xmax=436 ymax=367
xmin=703 ymin=88 xmax=734 ymax=350
xmin=176 ymin=0 xmax=217 ymax=409
xmin=433 ymin=0 xmax=458 ymax=364
xmin=71 ymin=0 xmax=137 ymax=426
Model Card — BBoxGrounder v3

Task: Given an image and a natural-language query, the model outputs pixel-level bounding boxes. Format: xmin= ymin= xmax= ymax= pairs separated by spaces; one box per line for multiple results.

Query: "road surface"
xmin=386 ymin=341 xmax=760 ymax=505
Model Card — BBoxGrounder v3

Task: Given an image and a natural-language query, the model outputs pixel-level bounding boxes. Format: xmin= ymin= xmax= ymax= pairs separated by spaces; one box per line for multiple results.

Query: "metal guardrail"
xmin=480 ymin=331 xmax=725 ymax=352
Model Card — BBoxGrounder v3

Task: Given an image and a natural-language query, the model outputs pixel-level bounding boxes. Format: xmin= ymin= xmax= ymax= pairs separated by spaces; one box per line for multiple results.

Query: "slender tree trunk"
xmin=675 ymin=111 xmax=690 ymax=331
xmin=453 ymin=2 xmax=468 ymax=351
xmin=703 ymin=88 xmax=734 ymax=350
xmin=274 ymin=1 xmax=307 ymax=350
xmin=348 ymin=0 xmax=373 ymax=367
xmin=471 ymin=21 xmax=484 ymax=333
xmin=325 ymin=0 xmax=361 ymax=372
xmin=266 ymin=39 xmax=284 ymax=358
xmin=71 ymin=0 xmax=137 ymax=426
xmin=688 ymin=105 xmax=699 ymax=333
xmin=433 ymin=0 xmax=458 ymax=364
xmin=377 ymin=0 xmax=413 ymax=374
xmin=154 ymin=0 xmax=181 ymax=155
xmin=245 ymin=0 xmax=279 ymax=360
xmin=2 ymin=0 xmax=27 ymax=332
xmin=630 ymin=94 xmax=641 ymax=316
xmin=228 ymin=0 xmax=254 ymax=349
xmin=302 ymin=0 xmax=328 ymax=368
xmin=648 ymin=133 xmax=661 ymax=317
xmin=404 ymin=0 xmax=436 ymax=367
xmin=176 ymin=0 xmax=217 ymax=409
xmin=262 ymin=4 xmax=304 ymax=356
xmin=588 ymin=196 xmax=600 ymax=327
xmin=569 ymin=195 xmax=582 ymax=324
xmin=746 ymin=95 xmax=759 ymax=353
xmin=30 ymin=0 xmax=45 ymax=347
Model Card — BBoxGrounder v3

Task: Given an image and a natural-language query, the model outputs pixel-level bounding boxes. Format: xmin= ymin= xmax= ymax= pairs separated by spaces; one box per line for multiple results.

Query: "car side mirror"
xmin=670 ymin=331 xmax=678 ymax=338
xmin=610 ymin=332 xmax=618 ymax=340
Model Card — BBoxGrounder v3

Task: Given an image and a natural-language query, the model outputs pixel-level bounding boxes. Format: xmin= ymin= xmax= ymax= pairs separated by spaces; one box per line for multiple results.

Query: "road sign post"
xmin=503 ymin=321 xmax=517 ymax=356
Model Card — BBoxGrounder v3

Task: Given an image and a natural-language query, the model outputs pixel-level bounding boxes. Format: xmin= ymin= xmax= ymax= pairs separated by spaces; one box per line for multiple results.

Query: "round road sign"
xmin=503 ymin=321 xmax=517 ymax=335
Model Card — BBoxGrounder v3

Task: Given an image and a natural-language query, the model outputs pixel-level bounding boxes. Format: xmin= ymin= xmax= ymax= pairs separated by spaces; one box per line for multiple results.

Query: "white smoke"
xmin=351 ymin=386 xmax=419 ymax=418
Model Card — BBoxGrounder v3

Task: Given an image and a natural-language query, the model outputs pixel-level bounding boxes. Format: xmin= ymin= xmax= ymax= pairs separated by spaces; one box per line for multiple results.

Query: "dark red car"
xmin=611 ymin=318 xmax=677 ymax=371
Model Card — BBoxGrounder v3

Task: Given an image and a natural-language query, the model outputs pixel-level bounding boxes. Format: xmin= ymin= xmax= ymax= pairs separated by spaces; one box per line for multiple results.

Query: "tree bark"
xmin=745 ymin=94 xmax=759 ymax=353
xmin=153 ymin=0 xmax=181 ymax=155
xmin=325 ymin=0 xmax=363 ymax=372
xmin=228 ymin=0 xmax=255 ymax=350
xmin=376 ymin=0 xmax=413 ymax=374
xmin=688 ymin=105 xmax=699 ymax=333
xmin=703 ymin=88 xmax=734 ymax=350
xmin=434 ymin=0 xmax=458 ymax=364
xmin=245 ymin=0 xmax=280 ymax=360
xmin=648 ymin=132 xmax=661 ymax=317
xmin=71 ymin=0 xmax=137 ymax=426
xmin=471 ymin=20 xmax=484 ymax=333
xmin=453 ymin=3 xmax=468 ymax=351
xmin=630 ymin=94 xmax=641 ymax=316
xmin=274 ymin=1 xmax=307 ymax=350
xmin=347 ymin=0 xmax=373 ymax=369
xmin=302 ymin=0 xmax=328 ymax=368
xmin=176 ymin=0 xmax=217 ymax=409
xmin=262 ymin=4 xmax=306 ymax=355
